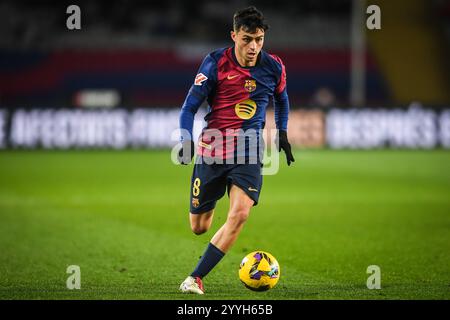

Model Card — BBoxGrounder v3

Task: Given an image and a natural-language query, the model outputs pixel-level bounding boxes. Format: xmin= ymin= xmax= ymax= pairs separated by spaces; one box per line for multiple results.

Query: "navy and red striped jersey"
xmin=179 ymin=46 xmax=290 ymax=160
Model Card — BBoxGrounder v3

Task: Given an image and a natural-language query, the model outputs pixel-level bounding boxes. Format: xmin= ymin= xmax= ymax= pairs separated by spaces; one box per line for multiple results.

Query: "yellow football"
xmin=238 ymin=251 xmax=280 ymax=291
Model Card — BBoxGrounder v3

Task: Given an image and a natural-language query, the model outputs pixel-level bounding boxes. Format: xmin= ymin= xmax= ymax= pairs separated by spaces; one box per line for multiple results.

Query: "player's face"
xmin=231 ymin=28 xmax=265 ymax=67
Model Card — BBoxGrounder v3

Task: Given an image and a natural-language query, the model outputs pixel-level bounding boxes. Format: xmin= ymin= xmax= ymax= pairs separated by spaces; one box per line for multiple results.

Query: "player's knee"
xmin=189 ymin=210 xmax=214 ymax=235
xmin=228 ymin=207 xmax=250 ymax=225
xmin=191 ymin=225 xmax=208 ymax=235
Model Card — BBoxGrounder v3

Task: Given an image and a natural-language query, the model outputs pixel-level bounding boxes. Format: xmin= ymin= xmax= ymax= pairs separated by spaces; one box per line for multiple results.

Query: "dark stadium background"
xmin=0 ymin=0 xmax=449 ymax=301
xmin=1 ymin=0 xmax=449 ymax=108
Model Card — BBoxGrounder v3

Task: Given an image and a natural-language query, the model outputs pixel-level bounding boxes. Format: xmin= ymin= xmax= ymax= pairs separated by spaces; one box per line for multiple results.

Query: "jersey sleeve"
xmin=179 ymin=54 xmax=218 ymax=141
xmin=188 ymin=54 xmax=218 ymax=100
xmin=272 ymin=55 xmax=290 ymax=131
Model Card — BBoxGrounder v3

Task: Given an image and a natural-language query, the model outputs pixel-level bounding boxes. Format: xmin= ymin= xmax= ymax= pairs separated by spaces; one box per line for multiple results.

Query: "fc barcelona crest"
xmin=192 ymin=197 xmax=200 ymax=208
xmin=244 ymin=79 xmax=256 ymax=92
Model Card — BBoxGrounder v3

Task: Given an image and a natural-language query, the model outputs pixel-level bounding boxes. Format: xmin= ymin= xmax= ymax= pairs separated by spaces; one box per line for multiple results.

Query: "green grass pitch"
xmin=0 ymin=150 xmax=449 ymax=300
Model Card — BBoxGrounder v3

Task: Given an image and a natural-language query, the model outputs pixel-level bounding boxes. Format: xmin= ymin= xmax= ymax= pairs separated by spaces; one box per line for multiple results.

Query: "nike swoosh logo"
xmin=227 ymin=74 xmax=239 ymax=80
xmin=248 ymin=187 xmax=258 ymax=192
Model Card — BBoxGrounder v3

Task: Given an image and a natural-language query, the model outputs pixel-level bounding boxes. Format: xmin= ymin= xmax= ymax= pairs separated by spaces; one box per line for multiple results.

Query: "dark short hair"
xmin=233 ymin=6 xmax=269 ymax=33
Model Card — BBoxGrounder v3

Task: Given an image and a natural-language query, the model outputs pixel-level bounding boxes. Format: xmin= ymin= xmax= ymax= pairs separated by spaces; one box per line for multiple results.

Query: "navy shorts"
xmin=189 ymin=160 xmax=263 ymax=214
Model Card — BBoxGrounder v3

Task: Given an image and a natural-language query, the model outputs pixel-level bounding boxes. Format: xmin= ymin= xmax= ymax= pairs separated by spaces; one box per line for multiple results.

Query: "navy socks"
xmin=191 ymin=242 xmax=225 ymax=279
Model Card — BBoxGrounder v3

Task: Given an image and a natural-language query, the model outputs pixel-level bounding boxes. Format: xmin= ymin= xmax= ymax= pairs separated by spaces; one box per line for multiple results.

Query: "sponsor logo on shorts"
xmin=248 ymin=187 xmax=258 ymax=192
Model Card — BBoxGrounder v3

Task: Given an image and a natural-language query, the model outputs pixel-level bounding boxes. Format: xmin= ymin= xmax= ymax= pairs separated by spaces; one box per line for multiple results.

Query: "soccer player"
xmin=178 ymin=6 xmax=294 ymax=294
